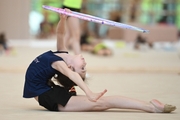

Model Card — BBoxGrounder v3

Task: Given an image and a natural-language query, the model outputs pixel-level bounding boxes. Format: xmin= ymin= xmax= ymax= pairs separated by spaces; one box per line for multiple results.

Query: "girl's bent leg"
xmin=58 ymin=95 xmax=173 ymax=112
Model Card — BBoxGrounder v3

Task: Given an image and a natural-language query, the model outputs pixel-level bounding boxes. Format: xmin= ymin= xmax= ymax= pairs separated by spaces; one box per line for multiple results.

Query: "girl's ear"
xmin=68 ymin=65 xmax=74 ymax=71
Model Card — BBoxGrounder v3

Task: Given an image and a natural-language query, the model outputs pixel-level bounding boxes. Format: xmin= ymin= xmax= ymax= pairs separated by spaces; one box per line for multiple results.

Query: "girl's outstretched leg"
xmin=58 ymin=95 xmax=176 ymax=113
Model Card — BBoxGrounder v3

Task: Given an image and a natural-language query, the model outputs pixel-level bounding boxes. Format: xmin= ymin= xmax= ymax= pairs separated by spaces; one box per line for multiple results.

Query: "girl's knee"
xmin=93 ymin=98 xmax=109 ymax=110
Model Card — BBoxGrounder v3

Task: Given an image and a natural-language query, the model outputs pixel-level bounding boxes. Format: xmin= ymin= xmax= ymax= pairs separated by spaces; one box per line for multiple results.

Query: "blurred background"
xmin=0 ymin=0 xmax=180 ymax=39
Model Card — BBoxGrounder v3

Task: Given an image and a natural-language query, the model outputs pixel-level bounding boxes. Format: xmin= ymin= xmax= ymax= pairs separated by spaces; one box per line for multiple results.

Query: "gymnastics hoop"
xmin=42 ymin=5 xmax=149 ymax=33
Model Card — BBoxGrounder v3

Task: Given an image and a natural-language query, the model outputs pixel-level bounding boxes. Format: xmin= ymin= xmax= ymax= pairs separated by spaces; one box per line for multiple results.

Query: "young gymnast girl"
xmin=23 ymin=9 xmax=176 ymax=113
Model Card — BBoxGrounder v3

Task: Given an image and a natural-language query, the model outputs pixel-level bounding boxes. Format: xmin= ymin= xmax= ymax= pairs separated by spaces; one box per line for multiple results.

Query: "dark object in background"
xmin=134 ymin=34 xmax=153 ymax=50
xmin=0 ymin=33 xmax=8 ymax=51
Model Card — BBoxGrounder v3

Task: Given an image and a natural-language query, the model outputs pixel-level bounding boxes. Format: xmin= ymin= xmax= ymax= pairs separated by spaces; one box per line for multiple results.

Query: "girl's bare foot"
xmin=150 ymin=99 xmax=176 ymax=113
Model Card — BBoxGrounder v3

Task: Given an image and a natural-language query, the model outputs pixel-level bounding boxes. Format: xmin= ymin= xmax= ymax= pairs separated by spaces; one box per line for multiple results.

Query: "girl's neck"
xmin=58 ymin=53 xmax=73 ymax=65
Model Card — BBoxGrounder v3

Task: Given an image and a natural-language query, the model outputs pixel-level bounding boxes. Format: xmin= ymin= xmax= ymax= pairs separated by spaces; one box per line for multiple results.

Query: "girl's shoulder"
xmin=51 ymin=50 xmax=68 ymax=54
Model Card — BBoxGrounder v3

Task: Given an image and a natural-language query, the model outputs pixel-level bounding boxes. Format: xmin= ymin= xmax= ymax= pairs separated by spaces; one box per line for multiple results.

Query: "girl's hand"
xmin=86 ymin=89 xmax=107 ymax=102
xmin=60 ymin=8 xmax=71 ymax=19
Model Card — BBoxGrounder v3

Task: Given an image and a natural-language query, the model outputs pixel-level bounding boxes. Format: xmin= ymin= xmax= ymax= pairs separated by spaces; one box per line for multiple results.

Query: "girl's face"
xmin=73 ymin=54 xmax=87 ymax=78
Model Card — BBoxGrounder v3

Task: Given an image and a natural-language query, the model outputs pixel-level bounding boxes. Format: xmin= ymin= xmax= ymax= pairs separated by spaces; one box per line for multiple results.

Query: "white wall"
xmin=0 ymin=0 xmax=31 ymax=39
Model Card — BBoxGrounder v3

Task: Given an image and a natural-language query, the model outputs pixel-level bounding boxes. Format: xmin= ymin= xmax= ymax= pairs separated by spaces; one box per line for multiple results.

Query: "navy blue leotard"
xmin=23 ymin=50 xmax=68 ymax=98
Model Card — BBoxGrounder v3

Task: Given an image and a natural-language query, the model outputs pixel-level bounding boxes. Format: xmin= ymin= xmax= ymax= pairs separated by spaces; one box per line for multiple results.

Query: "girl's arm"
xmin=52 ymin=61 xmax=107 ymax=102
xmin=56 ymin=9 xmax=69 ymax=51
